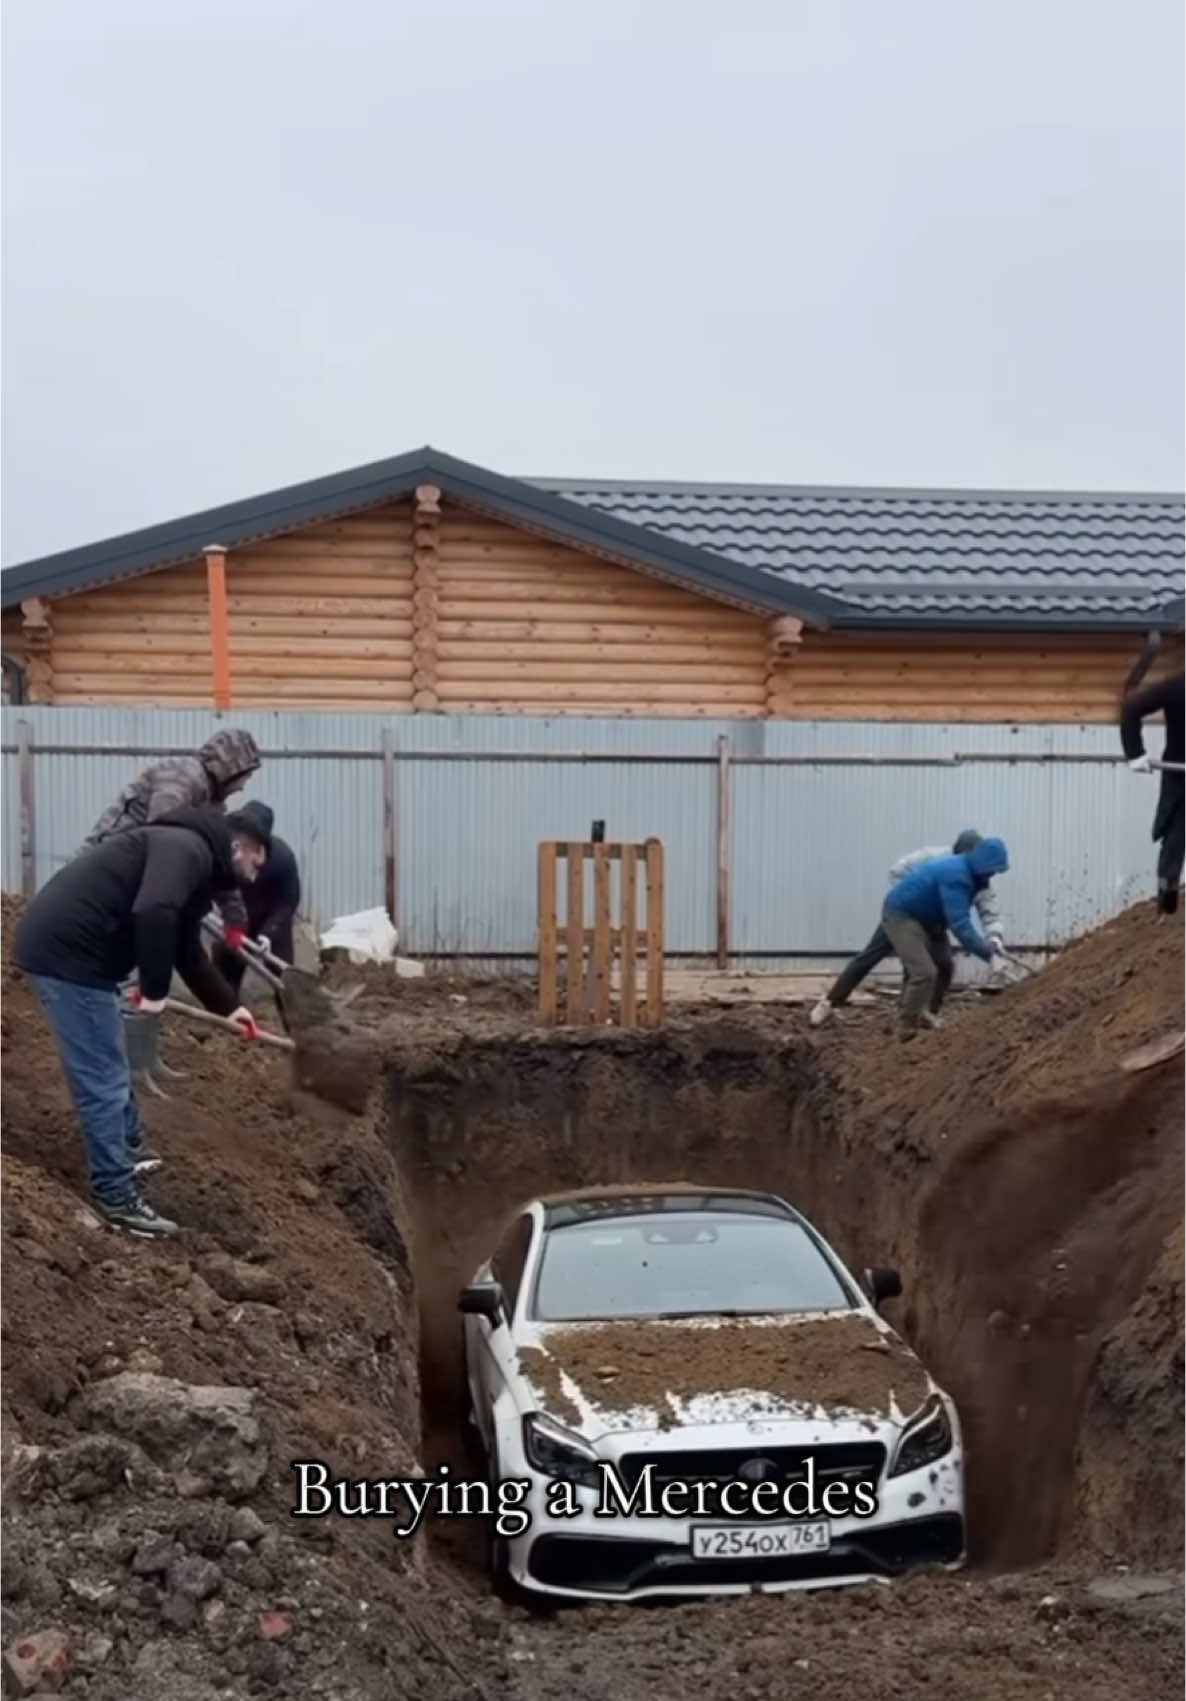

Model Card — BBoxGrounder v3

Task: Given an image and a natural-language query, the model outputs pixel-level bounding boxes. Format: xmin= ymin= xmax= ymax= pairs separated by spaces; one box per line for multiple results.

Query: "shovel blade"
xmin=276 ymin=968 xmax=364 ymax=1035
xmin=121 ymin=1009 xmax=161 ymax=1076
xmin=278 ymin=969 xmax=338 ymax=1032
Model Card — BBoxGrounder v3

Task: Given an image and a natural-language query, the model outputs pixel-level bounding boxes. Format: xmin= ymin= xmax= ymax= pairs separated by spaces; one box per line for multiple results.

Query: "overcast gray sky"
xmin=2 ymin=0 xmax=1182 ymax=564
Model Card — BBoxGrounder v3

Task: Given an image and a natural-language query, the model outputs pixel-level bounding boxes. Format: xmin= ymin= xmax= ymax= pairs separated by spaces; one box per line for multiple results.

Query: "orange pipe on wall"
xmin=203 ymin=545 xmax=232 ymax=709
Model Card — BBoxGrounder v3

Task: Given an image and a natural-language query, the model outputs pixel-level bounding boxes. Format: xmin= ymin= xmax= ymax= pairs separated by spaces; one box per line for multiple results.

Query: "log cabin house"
xmin=2 ymin=447 xmax=1182 ymax=720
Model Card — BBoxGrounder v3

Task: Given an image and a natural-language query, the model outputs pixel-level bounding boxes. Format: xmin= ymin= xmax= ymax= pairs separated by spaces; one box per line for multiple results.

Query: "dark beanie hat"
xmin=227 ymin=802 xmax=273 ymax=853
xmin=952 ymin=829 xmax=982 ymax=855
xmin=238 ymin=800 xmax=275 ymax=839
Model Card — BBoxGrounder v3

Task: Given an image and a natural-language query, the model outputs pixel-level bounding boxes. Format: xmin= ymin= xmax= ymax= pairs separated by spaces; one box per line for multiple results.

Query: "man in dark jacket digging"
xmin=209 ymin=801 xmax=301 ymax=1000
xmin=1121 ymin=668 xmax=1185 ymax=917
xmin=83 ymin=728 xmax=262 ymax=940
xmin=15 ymin=807 xmax=268 ymax=1237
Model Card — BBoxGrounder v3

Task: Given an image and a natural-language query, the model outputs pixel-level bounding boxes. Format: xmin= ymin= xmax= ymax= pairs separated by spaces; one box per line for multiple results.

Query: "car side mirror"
xmin=865 ymin=1266 xmax=902 ymax=1307
xmin=459 ymin=1282 xmax=506 ymax=1326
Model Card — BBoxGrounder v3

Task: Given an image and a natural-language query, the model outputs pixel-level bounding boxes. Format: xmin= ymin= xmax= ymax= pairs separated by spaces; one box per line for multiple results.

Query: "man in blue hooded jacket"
xmin=882 ymin=837 xmax=1010 ymax=1033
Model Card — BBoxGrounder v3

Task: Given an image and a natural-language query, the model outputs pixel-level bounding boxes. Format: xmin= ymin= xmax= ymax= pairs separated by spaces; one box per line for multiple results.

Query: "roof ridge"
xmin=536 ymin=477 xmax=1185 ymax=504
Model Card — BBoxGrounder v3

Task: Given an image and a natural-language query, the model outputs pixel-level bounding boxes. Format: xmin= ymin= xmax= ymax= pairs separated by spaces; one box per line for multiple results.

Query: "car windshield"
xmin=530 ymin=1211 xmax=856 ymax=1322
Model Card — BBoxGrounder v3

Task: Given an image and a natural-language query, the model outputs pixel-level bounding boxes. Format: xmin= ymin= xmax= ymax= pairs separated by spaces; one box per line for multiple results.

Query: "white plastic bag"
xmin=319 ymin=907 xmax=398 ymax=964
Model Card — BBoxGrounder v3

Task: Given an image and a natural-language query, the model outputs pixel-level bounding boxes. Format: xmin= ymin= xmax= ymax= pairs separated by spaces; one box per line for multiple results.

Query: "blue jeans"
xmin=29 ymin=976 xmax=146 ymax=1205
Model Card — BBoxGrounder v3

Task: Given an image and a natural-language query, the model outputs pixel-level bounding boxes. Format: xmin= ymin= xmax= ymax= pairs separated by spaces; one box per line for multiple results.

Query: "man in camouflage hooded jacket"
xmin=84 ymin=728 xmax=262 ymax=936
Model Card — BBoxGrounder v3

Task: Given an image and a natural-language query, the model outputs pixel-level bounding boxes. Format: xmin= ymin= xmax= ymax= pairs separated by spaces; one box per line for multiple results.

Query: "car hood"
xmin=514 ymin=1311 xmax=933 ymax=1440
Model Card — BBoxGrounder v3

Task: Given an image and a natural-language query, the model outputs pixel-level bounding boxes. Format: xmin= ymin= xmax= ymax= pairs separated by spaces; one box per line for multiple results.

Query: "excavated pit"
xmin=384 ymin=995 xmax=1183 ymax=1576
xmin=2 ymin=893 xmax=1182 ymax=1698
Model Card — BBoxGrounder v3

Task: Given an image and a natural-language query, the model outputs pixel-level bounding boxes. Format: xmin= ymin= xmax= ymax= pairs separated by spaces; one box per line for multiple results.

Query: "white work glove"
xmin=988 ymin=935 xmax=1006 ymax=956
xmin=128 ymin=989 xmax=167 ymax=1015
xmin=227 ymin=1006 xmax=260 ymax=1040
xmin=254 ymin=935 xmax=271 ymax=955
xmin=1129 ymin=755 xmax=1153 ymax=774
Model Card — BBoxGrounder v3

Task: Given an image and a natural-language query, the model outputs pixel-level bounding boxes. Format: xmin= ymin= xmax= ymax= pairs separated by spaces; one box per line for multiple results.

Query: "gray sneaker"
xmin=809 ymin=996 xmax=834 ymax=1028
xmin=127 ymin=1139 xmax=164 ymax=1176
xmin=93 ymin=1193 xmax=180 ymax=1238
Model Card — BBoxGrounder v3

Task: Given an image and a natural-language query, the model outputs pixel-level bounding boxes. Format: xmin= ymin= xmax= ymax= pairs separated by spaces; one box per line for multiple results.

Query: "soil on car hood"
xmin=519 ymin=1313 xmax=931 ymax=1433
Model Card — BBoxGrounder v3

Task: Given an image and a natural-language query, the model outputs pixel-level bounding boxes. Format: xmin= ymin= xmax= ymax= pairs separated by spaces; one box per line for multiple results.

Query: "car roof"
xmin=536 ymin=1185 xmax=799 ymax=1230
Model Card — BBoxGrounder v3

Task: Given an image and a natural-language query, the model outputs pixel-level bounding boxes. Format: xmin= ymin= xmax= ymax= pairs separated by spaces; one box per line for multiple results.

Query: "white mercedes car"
xmin=459 ymin=1185 xmax=965 ymax=1602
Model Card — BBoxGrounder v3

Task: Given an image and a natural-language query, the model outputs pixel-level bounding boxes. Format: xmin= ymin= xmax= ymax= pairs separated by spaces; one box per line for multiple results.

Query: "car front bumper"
xmin=501 ymin=1442 xmax=966 ymax=1601
xmin=520 ymin=1512 xmax=966 ymax=1598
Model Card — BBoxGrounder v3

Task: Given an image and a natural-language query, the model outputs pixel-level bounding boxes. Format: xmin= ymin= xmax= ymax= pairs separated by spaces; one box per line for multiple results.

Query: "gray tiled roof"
xmin=536 ymin=482 xmax=1185 ymax=628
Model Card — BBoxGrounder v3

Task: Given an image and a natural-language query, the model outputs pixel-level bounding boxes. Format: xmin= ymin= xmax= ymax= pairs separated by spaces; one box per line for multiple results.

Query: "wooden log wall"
xmin=7 ymin=491 xmax=1176 ymax=719
xmin=767 ymin=631 xmax=1179 ymax=722
xmin=35 ymin=504 xmax=415 ymax=707
xmin=433 ymin=505 xmax=770 ymax=716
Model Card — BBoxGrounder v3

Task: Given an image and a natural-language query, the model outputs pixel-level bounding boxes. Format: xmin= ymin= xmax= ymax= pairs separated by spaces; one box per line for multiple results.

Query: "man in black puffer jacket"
xmin=15 ymin=807 xmax=269 ymax=1237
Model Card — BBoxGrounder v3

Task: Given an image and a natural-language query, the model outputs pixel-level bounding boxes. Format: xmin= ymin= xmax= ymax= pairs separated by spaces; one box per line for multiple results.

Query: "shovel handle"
xmin=1150 ymin=760 xmax=1186 ymax=773
xmin=996 ymin=950 xmax=1036 ymax=977
xmin=201 ymin=918 xmax=286 ymax=991
xmin=240 ymin=936 xmax=289 ymax=976
xmin=161 ymin=997 xmax=295 ymax=1051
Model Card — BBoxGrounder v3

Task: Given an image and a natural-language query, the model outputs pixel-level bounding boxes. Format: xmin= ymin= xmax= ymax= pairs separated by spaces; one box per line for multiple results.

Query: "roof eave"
xmin=826 ymin=610 xmax=1184 ymax=634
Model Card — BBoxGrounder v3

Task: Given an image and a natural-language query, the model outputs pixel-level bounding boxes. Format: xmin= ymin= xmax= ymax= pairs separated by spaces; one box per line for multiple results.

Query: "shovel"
xmin=123 ymin=997 xmax=293 ymax=1100
xmin=977 ymin=950 xmax=1038 ymax=996
xmin=201 ymin=918 xmax=362 ymax=1034
xmin=123 ymin=995 xmax=379 ymax=1115
xmin=122 ymin=1009 xmax=189 ymax=1099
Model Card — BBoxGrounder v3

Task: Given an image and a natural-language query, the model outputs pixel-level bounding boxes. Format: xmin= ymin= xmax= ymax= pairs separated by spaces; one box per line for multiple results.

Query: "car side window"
xmin=491 ymin=1215 xmax=534 ymax=1318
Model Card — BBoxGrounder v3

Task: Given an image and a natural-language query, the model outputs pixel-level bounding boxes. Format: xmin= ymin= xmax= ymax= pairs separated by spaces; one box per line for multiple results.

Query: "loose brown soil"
xmin=520 ymin=1316 xmax=930 ymax=1427
xmin=516 ymin=1349 xmax=583 ymax=1430
xmin=2 ymin=891 xmax=1182 ymax=1700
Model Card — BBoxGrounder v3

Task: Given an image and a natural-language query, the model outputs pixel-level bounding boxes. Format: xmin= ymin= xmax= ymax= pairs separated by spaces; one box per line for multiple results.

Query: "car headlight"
xmin=522 ymin=1412 xmax=601 ymax=1488
xmin=887 ymin=1395 xmax=953 ymax=1478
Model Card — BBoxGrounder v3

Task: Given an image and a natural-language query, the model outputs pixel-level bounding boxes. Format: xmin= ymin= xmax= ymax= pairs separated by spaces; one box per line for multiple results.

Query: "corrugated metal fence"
xmin=0 ymin=707 xmax=1162 ymax=970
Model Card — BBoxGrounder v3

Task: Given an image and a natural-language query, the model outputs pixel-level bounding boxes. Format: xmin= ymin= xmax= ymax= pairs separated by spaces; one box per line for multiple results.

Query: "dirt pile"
xmin=814 ymin=900 xmax=1185 ymax=1568
xmin=1 ymin=895 xmax=505 ymax=1700
xmin=2 ymin=891 xmax=1182 ymax=1700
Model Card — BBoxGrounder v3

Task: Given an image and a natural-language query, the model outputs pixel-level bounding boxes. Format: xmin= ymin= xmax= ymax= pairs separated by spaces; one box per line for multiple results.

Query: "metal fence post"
xmin=17 ymin=719 xmax=35 ymax=899
xmin=716 ymin=734 xmax=732 ymax=969
xmin=381 ymin=726 xmax=397 ymax=932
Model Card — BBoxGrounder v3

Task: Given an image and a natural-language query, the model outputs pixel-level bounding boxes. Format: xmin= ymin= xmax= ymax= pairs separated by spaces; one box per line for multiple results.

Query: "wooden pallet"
xmin=537 ymin=838 xmax=665 ymax=1027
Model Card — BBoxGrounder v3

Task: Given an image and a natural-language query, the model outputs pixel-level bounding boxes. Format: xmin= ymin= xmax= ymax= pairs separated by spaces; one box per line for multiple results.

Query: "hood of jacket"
xmin=199 ymin=729 xmax=261 ymax=792
xmin=149 ymin=806 xmax=238 ymax=887
xmin=237 ymin=800 xmax=275 ymax=840
xmin=967 ymin=836 xmax=1008 ymax=878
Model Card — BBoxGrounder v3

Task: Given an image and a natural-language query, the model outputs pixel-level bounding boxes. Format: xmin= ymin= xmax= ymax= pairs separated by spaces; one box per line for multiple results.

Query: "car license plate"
xmin=690 ymin=1521 xmax=831 ymax=1560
